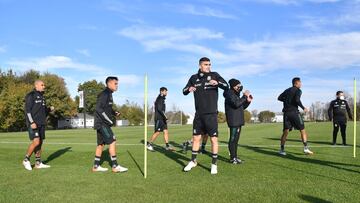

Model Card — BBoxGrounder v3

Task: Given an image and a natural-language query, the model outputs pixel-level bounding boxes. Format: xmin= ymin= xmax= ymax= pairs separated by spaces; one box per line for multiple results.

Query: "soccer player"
xmin=224 ymin=79 xmax=252 ymax=164
xmin=147 ymin=87 xmax=174 ymax=151
xmin=328 ymin=91 xmax=353 ymax=145
xmin=182 ymin=57 xmax=228 ymax=175
xmin=278 ymin=77 xmax=313 ymax=156
xmin=92 ymin=76 xmax=128 ymax=173
xmin=23 ymin=80 xmax=54 ymax=171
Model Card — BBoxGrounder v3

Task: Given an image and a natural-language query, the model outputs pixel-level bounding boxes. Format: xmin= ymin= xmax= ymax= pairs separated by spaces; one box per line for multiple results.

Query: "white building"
xmin=273 ymin=113 xmax=284 ymax=123
xmin=58 ymin=113 xmax=94 ymax=129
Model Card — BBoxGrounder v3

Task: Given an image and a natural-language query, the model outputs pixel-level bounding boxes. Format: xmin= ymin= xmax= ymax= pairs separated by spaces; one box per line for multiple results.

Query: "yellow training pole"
xmin=354 ymin=78 xmax=357 ymax=158
xmin=144 ymin=74 xmax=148 ymax=178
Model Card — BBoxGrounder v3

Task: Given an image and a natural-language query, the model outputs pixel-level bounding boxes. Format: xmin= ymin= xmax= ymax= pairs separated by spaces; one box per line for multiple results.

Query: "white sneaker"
xmin=92 ymin=165 xmax=108 ymax=172
xmin=279 ymin=150 xmax=287 ymax=156
xmin=304 ymin=148 xmax=314 ymax=155
xmin=35 ymin=162 xmax=51 ymax=169
xmin=184 ymin=161 xmax=197 ymax=172
xmin=112 ymin=165 xmax=128 ymax=173
xmin=147 ymin=144 xmax=155 ymax=152
xmin=211 ymin=164 xmax=218 ymax=175
xmin=22 ymin=160 xmax=32 ymax=171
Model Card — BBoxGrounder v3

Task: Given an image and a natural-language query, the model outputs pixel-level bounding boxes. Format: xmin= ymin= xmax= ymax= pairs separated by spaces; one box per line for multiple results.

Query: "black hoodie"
xmin=94 ymin=87 xmax=116 ymax=129
xmin=224 ymin=89 xmax=250 ymax=127
xmin=25 ymin=89 xmax=50 ymax=127
xmin=183 ymin=70 xmax=228 ymax=114
xmin=154 ymin=94 xmax=167 ymax=121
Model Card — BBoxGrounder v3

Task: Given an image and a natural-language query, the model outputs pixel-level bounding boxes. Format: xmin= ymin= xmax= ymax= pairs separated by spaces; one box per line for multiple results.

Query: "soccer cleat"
xmin=230 ymin=158 xmax=244 ymax=164
xmin=112 ymin=165 xmax=128 ymax=173
xmin=147 ymin=144 xmax=155 ymax=152
xmin=184 ymin=161 xmax=197 ymax=172
xmin=22 ymin=160 xmax=32 ymax=171
xmin=304 ymin=148 xmax=314 ymax=155
xmin=279 ymin=150 xmax=287 ymax=156
xmin=92 ymin=165 xmax=108 ymax=172
xmin=210 ymin=164 xmax=218 ymax=175
xmin=35 ymin=162 xmax=51 ymax=169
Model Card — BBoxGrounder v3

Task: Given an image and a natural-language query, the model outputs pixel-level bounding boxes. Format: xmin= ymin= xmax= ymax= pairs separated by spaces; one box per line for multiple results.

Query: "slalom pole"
xmin=144 ymin=74 xmax=148 ymax=178
xmin=354 ymin=78 xmax=357 ymax=158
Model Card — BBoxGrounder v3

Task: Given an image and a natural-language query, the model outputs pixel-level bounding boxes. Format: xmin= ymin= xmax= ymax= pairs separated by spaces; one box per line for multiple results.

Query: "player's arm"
xmin=214 ymin=72 xmax=229 ymax=90
xmin=96 ymin=93 xmax=113 ymax=125
xmin=25 ymin=93 xmax=36 ymax=126
xmin=295 ymin=89 xmax=305 ymax=110
xmin=328 ymin=101 xmax=334 ymax=121
xmin=345 ymin=101 xmax=353 ymax=120
xmin=278 ymin=91 xmax=286 ymax=102
xmin=183 ymin=76 xmax=195 ymax=95
xmin=227 ymin=92 xmax=248 ymax=109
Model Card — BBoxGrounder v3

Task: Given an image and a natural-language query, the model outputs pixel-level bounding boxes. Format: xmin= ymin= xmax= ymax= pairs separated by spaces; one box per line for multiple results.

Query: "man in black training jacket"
xmin=224 ymin=79 xmax=252 ymax=164
xmin=147 ymin=87 xmax=175 ymax=151
xmin=183 ymin=57 xmax=228 ymax=175
xmin=328 ymin=91 xmax=353 ymax=145
xmin=23 ymin=80 xmax=54 ymax=171
xmin=92 ymin=76 xmax=128 ymax=173
xmin=278 ymin=77 xmax=313 ymax=156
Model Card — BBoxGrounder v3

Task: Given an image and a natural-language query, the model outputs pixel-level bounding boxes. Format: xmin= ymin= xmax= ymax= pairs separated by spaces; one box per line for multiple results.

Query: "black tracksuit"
xmin=224 ymin=89 xmax=250 ymax=159
xmin=94 ymin=88 xmax=116 ymax=130
xmin=183 ymin=70 xmax=228 ymax=136
xmin=25 ymin=90 xmax=50 ymax=140
xmin=328 ymin=99 xmax=353 ymax=145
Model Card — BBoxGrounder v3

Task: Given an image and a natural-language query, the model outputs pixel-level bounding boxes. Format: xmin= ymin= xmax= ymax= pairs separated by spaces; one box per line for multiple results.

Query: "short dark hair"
xmin=292 ymin=77 xmax=301 ymax=86
xmin=336 ymin=91 xmax=343 ymax=96
xmin=105 ymin=76 xmax=118 ymax=84
xmin=199 ymin=57 xmax=210 ymax=65
xmin=160 ymin=87 xmax=168 ymax=92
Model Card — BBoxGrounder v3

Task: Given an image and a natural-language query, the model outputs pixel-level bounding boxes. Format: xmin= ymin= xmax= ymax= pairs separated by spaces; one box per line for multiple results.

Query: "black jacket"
xmin=154 ymin=94 xmax=167 ymax=121
xmin=224 ymin=89 xmax=250 ymax=127
xmin=25 ymin=90 xmax=49 ymax=126
xmin=94 ymin=88 xmax=116 ymax=129
xmin=183 ymin=70 xmax=228 ymax=114
xmin=278 ymin=86 xmax=305 ymax=113
xmin=328 ymin=99 xmax=353 ymax=123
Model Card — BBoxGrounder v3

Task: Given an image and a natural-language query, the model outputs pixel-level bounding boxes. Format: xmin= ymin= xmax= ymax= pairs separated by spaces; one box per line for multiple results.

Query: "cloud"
xmin=7 ymin=55 xmax=106 ymax=73
xmin=171 ymin=4 xmax=238 ymax=19
xmin=76 ymin=49 xmax=91 ymax=57
xmin=0 ymin=45 xmax=6 ymax=53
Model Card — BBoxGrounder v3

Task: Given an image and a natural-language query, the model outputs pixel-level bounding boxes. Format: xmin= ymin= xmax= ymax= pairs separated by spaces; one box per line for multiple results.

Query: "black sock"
xmin=201 ymin=142 xmax=206 ymax=150
xmin=35 ymin=156 xmax=41 ymax=165
xmin=212 ymin=153 xmax=218 ymax=165
xmin=303 ymin=141 xmax=308 ymax=147
xmin=166 ymin=143 xmax=169 ymax=147
xmin=24 ymin=155 xmax=30 ymax=161
xmin=94 ymin=156 xmax=101 ymax=168
xmin=281 ymin=145 xmax=285 ymax=151
xmin=111 ymin=156 xmax=118 ymax=168
xmin=191 ymin=150 xmax=198 ymax=162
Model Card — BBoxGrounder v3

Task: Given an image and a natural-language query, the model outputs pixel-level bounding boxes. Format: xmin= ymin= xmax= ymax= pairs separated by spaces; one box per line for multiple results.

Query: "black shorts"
xmin=28 ymin=125 xmax=46 ymax=140
xmin=96 ymin=126 xmax=116 ymax=145
xmin=193 ymin=113 xmax=218 ymax=137
xmin=154 ymin=119 xmax=167 ymax=132
xmin=283 ymin=111 xmax=305 ymax=131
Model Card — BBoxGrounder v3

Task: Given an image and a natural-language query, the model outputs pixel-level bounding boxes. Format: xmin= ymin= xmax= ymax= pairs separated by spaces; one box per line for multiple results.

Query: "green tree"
xmin=78 ymin=80 xmax=106 ymax=115
xmin=244 ymin=110 xmax=252 ymax=123
xmin=258 ymin=110 xmax=275 ymax=123
xmin=217 ymin=111 xmax=226 ymax=123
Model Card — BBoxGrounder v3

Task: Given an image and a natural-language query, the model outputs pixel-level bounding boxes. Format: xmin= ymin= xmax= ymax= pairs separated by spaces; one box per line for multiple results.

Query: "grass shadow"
xmin=299 ymin=194 xmax=332 ymax=203
xmin=43 ymin=147 xmax=72 ymax=164
xmin=127 ymin=150 xmax=144 ymax=176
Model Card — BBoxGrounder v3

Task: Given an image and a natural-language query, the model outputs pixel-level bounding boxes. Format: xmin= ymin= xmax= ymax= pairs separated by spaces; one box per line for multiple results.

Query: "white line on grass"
xmin=0 ymin=141 xmax=352 ymax=148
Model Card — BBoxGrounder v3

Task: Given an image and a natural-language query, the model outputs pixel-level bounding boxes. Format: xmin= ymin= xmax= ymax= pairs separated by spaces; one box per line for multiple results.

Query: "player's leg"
xmin=340 ymin=123 xmax=347 ymax=145
xmin=34 ymin=126 xmax=50 ymax=169
xmin=228 ymin=127 xmax=237 ymax=161
xmin=184 ymin=135 xmax=201 ymax=172
xmin=233 ymin=127 xmax=243 ymax=164
xmin=279 ymin=129 xmax=289 ymax=155
xmin=332 ymin=123 xmax=339 ymax=145
xmin=109 ymin=141 xmax=128 ymax=173
xmin=147 ymin=131 xmax=160 ymax=152
xmin=163 ymin=129 xmax=174 ymax=151
xmin=200 ymin=134 xmax=208 ymax=153
xmin=23 ymin=127 xmax=41 ymax=171
xmin=93 ymin=128 xmax=108 ymax=172
xmin=300 ymin=129 xmax=313 ymax=155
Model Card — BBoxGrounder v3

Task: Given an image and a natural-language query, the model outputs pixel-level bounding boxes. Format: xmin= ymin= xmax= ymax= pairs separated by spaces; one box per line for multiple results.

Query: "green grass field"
xmin=0 ymin=122 xmax=359 ymax=203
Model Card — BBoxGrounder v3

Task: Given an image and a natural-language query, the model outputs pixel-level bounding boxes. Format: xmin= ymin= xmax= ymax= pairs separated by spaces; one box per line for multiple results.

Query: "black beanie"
xmin=229 ymin=79 xmax=241 ymax=88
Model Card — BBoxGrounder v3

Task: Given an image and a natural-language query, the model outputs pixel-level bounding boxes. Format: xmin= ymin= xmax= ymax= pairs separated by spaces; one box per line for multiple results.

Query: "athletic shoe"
xmin=279 ymin=150 xmax=287 ymax=156
xmin=147 ymin=144 xmax=155 ymax=152
xmin=112 ymin=165 xmax=128 ymax=173
xmin=184 ymin=161 xmax=197 ymax=172
xmin=230 ymin=158 xmax=243 ymax=164
xmin=304 ymin=148 xmax=314 ymax=155
xmin=22 ymin=160 xmax=32 ymax=171
xmin=35 ymin=162 xmax=51 ymax=169
xmin=211 ymin=164 xmax=218 ymax=175
xmin=165 ymin=145 xmax=175 ymax=151
xmin=92 ymin=165 xmax=108 ymax=172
